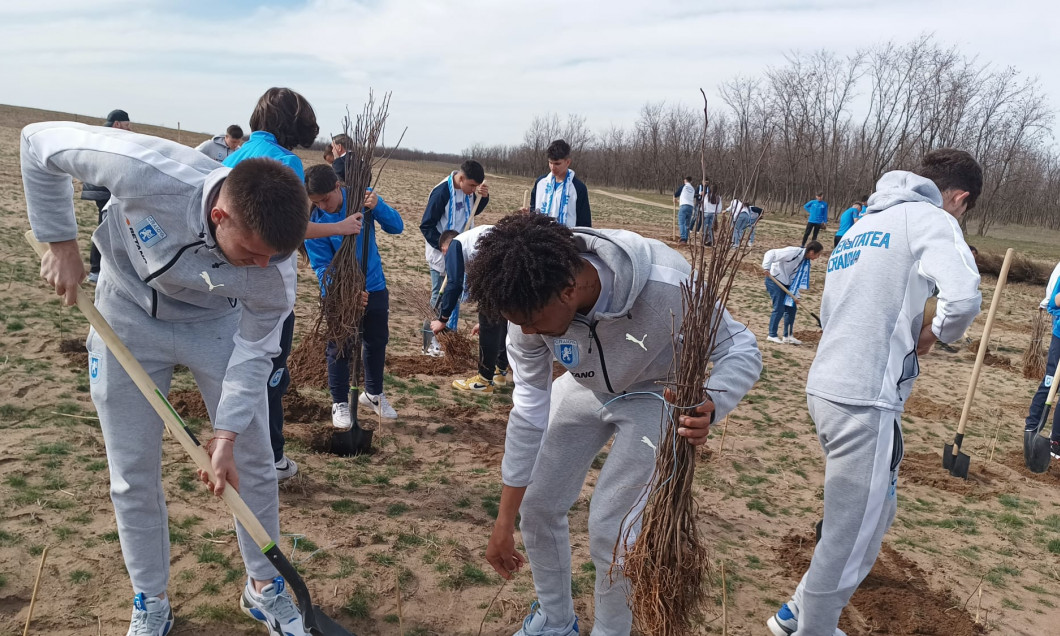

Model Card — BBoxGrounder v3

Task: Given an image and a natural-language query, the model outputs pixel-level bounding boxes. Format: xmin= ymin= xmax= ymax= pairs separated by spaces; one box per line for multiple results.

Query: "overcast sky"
xmin=1 ymin=0 xmax=1056 ymax=153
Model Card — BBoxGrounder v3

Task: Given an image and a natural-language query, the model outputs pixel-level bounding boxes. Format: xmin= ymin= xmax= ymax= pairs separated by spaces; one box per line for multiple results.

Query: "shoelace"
xmin=260 ymin=588 xmax=301 ymax=625
xmin=130 ymin=603 xmax=168 ymax=635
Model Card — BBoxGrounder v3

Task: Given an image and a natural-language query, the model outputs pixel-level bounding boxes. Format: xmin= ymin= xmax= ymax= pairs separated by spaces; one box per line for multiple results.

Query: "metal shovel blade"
xmin=810 ymin=312 xmax=823 ymax=329
xmin=264 ymin=546 xmax=356 ymax=636
xmin=330 ymin=426 xmax=373 ymax=457
xmin=1027 ymin=430 xmax=1053 ymax=474
xmin=304 ymin=605 xmax=357 ymax=636
xmin=422 ymin=318 xmax=433 ymax=352
xmin=948 ymin=450 xmax=970 ymax=479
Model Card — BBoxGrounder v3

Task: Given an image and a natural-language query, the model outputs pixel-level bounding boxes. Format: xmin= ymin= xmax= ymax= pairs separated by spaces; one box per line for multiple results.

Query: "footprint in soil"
xmin=775 ymin=532 xmax=982 ymax=636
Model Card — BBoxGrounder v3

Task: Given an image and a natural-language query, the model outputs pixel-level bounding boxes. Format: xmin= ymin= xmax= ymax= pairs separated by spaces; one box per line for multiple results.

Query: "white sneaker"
xmin=784 ymin=336 xmax=803 ymax=345
xmin=360 ymin=392 xmax=397 ymax=419
xmin=241 ymin=577 xmax=307 ymax=636
xmin=127 ymin=593 xmax=174 ymax=636
xmin=274 ymin=456 xmax=298 ymax=481
xmin=767 ymin=336 xmax=785 ymax=344
xmin=331 ymin=402 xmax=352 ymax=430
xmin=514 ymin=601 xmax=579 ymax=635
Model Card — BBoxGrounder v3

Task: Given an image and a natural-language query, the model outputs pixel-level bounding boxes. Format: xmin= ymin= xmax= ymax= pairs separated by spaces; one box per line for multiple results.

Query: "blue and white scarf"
xmin=540 ymin=169 xmax=573 ymax=226
xmin=785 ymin=258 xmax=811 ymax=307
xmin=446 ymin=172 xmax=475 ymax=231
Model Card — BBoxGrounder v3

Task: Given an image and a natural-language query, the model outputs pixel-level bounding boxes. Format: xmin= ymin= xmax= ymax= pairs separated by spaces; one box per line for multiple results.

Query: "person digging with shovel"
xmin=761 ymin=240 xmax=824 ymax=345
xmin=22 ymin=121 xmax=319 ymax=636
xmin=1023 ymin=263 xmax=1060 ymax=462
xmin=766 ymin=149 xmax=982 ymax=636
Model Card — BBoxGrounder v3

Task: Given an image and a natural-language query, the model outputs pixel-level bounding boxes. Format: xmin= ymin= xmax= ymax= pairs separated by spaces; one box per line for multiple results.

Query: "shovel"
xmin=944 ymin=247 xmax=1014 ymax=478
xmin=1024 ymin=370 xmax=1058 ymax=473
xmin=26 ymin=232 xmax=355 ymax=636
xmin=333 ymin=206 xmax=375 ymax=457
xmin=765 ymin=271 xmax=822 ymax=329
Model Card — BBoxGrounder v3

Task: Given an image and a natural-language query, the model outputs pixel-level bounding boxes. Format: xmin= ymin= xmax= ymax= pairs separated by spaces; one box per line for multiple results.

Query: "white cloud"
xmin=0 ymin=0 xmax=1055 ymax=153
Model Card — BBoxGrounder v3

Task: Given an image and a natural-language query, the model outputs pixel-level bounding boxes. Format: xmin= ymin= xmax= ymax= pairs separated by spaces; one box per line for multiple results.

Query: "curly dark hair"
xmin=917 ymin=148 xmax=983 ymax=211
xmin=468 ymin=214 xmax=582 ymax=320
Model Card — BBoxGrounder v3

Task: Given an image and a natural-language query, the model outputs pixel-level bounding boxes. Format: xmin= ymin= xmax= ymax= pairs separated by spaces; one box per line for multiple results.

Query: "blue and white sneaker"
xmin=241 ymin=577 xmax=307 ymax=636
xmin=514 ymin=601 xmax=579 ymax=636
xmin=126 ymin=593 xmax=174 ymax=636
xmin=767 ymin=600 xmax=847 ymax=636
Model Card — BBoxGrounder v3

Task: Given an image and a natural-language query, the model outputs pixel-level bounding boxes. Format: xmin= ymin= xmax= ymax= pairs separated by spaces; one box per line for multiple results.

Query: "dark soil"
xmin=58 ymin=337 xmax=88 ymax=368
xmin=775 ymin=532 xmax=983 ymax=635
xmin=899 ymin=450 xmax=1009 ymax=497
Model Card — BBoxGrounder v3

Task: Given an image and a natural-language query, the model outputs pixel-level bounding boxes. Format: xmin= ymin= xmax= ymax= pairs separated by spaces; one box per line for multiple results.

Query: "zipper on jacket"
xmin=588 ymin=321 xmax=615 ymax=394
xmin=143 ymin=241 xmax=206 ymax=283
xmin=150 ymin=289 xmax=158 ymax=319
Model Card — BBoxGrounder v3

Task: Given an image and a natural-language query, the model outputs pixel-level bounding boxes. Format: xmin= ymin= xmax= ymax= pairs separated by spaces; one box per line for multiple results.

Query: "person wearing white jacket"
xmin=470 ymin=214 xmax=761 ymax=636
xmin=22 ymin=121 xmax=313 ymax=636
xmin=762 ymin=242 xmax=824 ymax=345
xmin=768 ymin=149 xmax=983 ymax=636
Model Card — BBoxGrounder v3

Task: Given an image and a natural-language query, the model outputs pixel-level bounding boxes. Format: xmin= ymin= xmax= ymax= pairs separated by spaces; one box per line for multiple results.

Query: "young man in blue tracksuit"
xmin=224 ymin=88 xmax=359 ymax=480
xmin=420 ymin=160 xmax=490 ymax=354
xmin=768 ymin=150 xmax=983 ymax=636
xmin=1024 ymin=263 xmax=1060 ymax=459
xmin=833 ymin=200 xmax=865 ymax=248
xmin=802 ymin=194 xmax=829 ymax=247
xmin=304 ymin=165 xmax=403 ymax=428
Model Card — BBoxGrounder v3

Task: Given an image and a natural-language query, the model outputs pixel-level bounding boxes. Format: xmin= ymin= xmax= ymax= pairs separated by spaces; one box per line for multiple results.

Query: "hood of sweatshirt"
xmin=865 ymin=170 xmax=943 ymax=215
xmin=571 ymin=227 xmax=651 ymax=319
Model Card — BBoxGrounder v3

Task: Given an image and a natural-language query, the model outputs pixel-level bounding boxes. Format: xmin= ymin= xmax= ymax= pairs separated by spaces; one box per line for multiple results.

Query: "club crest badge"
xmin=133 ymin=216 xmax=167 ymax=248
xmin=89 ymin=354 xmax=101 ymax=384
xmin=555 ymin=338 xmax=580 ymax=369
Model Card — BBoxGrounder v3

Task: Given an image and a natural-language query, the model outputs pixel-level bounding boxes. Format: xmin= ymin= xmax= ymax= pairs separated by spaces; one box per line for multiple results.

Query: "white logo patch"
xmin=555 ymin=338 xmax=580 ymax=369
xmin=89 ymin=354 xmax=101 ymax=384
xmin=199 ymin=271 xmax=225 ymax=292
xmin=626 ymin=333 xmax=647 ymax=351
xmin=133 ymin=216 xmax=167 ymax=248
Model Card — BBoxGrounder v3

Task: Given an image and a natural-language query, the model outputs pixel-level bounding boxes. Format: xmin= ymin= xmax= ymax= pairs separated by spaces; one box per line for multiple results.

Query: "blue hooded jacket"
xmin=836 ymin=206 xmax=858 ymax=237
xmin=305 ymin=188 xmax=403 ymax=293
xmin=803 ymin=199 xmax=829 ymax=224
xmin=223 ymin=131 xmax=304 ymax=180
xmin=1047 ymin=276 xmax=1060 ymax=338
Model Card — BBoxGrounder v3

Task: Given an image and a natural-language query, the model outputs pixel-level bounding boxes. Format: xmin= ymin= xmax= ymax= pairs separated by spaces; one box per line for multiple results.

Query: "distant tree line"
xmin=410 ymin=36 xmax=1055 ymax=236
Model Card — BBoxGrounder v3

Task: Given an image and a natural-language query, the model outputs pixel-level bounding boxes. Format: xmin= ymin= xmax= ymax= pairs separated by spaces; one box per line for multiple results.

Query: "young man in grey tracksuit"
xmin=22 ymin=121 xmax=313 ymax=636
xmin=469 ymin=214 xmax=762 ymax=636
xmin=768 ymin=150 xmax=983 ymax=636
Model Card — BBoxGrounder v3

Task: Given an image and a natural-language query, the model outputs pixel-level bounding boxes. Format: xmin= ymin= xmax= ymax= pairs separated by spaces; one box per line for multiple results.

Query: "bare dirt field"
xmin=1 ymin=104 xmax=1059 ymax=635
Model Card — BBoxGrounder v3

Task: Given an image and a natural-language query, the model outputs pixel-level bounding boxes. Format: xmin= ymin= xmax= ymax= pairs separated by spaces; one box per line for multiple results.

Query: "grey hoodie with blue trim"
xmin=806 ymin=170 xmax=982 ymax=412
xmin=21 ymin=121 xmax=297 ymax=435
xmin=501 ymin=228 xmax=763 ymax=488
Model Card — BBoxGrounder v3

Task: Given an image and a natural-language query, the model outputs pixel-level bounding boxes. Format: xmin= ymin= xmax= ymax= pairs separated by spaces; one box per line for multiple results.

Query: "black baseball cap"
xmin=104 ymin=109 xmax=130 ymax=126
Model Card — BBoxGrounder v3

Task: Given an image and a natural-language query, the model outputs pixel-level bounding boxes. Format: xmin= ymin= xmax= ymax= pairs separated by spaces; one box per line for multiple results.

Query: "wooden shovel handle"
xmin=25 ymin=231 xmax=274 ymax=548
xmin=953 ymin=248 xmax=1015 ymax=444
xmin=766 ymin=272 xmax=799 ymax=302
xmin=464 ymin=193 xmax=482 ymax=233
xmin=522 ymin=188 xmax=530 ymax=209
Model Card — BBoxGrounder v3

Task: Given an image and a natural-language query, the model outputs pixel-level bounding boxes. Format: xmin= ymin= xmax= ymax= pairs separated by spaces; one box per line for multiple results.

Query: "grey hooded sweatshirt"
xmin=21 ymin=121 xmax=297 ymax=435
xmin=806 ymin=170 xmax=981 ymax=412
xmin=502 ymin=228 xmax=763 ymax=487
xmin=195 ymin=135 xmax=235 ymax=163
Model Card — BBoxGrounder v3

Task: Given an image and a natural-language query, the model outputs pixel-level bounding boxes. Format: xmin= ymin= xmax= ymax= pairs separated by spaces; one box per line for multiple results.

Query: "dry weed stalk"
xmin=316 ymin=93 xmax=391 ymax=347
xmin=614 ymin=91 xmax=761 ymax=636
xmin=410 ymin=289 xmax=478 ymax=371
xmin=1022 ymin=308 xmax=1048 ymax=380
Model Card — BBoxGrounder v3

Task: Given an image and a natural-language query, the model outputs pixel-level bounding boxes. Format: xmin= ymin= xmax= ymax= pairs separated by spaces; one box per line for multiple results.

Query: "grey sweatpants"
xmin=519 ymin=373 xmax=662 ymax=636
xmin=87 ymin=279 xmax=280 ymax=597
xmin=787 ymin=395 xmax=904 ymax=636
